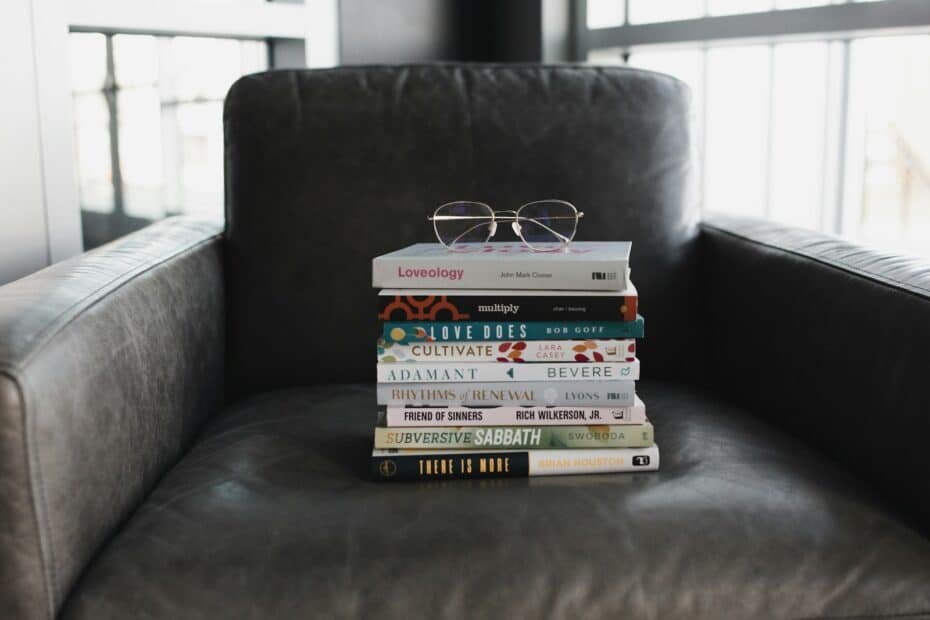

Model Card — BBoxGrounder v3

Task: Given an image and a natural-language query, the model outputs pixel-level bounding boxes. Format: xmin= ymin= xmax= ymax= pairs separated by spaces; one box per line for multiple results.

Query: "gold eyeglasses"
xmin=427 ymin=200 xmax=583 ymax=252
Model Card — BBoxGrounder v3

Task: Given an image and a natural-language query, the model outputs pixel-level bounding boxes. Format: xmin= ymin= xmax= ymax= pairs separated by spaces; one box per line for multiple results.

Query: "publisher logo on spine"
xmin=632 ymin=455 xmax=650 ymax=467
xmin=378 ymin=460 xmax=397 ymax=477
xmin=591 ymin=271 xmax=617 ymax=281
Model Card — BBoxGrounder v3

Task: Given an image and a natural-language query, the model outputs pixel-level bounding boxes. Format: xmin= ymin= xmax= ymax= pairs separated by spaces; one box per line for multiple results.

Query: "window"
xmin=70 ymin=33 xmax=267 ymax=248
xmin=2 ymin=0 xmax=333 ymax=281
xmin=845 ymin=35 xmax=930 ymax=255
xmin=581 ymin=0 xmax=930 ymax=258
xmin=628 ymin=1 xmax=703 ymax=24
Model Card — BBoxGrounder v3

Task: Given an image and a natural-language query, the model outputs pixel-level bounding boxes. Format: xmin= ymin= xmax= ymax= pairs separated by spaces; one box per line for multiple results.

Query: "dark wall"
xmin=458 ymin=0 xmax=543 ymax=62
xmin=339 ymin=0 xmax=461 ymax=64
xmin=337 ymin=0 xmax=568 ymax=65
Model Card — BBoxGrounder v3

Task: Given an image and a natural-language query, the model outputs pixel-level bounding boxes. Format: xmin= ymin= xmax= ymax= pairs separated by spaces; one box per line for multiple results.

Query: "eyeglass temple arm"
xmin=446 ymin=221 xmax=497 ymax=246
xmin=514 ymin=215 xmax=574 ymax=243
xmin=428 ymin=215 xmax=495 ymax=221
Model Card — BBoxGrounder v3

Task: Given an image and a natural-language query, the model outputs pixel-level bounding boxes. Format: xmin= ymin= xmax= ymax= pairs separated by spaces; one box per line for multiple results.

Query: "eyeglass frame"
xmin=426 ymin=199 xmax=584 ymax=251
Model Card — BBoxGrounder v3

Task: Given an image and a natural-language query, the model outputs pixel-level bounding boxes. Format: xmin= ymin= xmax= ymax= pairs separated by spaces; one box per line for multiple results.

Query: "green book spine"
xmin=373 ymin=423 xmax=654 ymax=450
xmin=382 ymin=316 xmax=644 ymax=344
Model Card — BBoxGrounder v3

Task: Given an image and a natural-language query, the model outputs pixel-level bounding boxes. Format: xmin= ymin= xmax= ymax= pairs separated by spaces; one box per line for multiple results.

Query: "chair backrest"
xmin=223 ymin=64 xmax=698 ymax=399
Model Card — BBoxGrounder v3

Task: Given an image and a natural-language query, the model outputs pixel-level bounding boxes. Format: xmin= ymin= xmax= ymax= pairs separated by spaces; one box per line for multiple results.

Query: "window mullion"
xmin=157 ymin=37 xmax=181 ymax=218
xmin=103 ymin=34 xmax=124 ymax=219
xmin=699 ymin=46 xmax=709 ymax=214
xmin=762 ymin=44 xmax=775 ymax=219
xmin=832 ymin=40 xmax=851 ymax=235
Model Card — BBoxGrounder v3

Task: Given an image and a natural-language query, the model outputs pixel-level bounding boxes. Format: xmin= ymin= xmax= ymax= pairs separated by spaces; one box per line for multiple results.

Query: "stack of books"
xmin=369 ymin=242 xmax=658 ymax=480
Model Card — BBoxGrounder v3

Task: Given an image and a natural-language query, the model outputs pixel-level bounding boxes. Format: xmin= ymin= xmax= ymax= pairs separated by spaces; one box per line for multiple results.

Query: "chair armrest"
xmin=0 ymin=217 xmax=224 ymax=618
xmin=700 ymin=212 xmax=930 ymax=527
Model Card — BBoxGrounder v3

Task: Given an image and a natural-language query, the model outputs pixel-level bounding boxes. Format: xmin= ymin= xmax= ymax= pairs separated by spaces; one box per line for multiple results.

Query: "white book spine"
xmin=385 ymin=396 xmax=646 ymax=426
xmin=372 ymin=258 xmax=628 ymax=291
xmin=377 ymin=360 xmax=639 ymax=383
xmin=378 ymin=339 xmax=636 ymax=363
xmin=528 ymin=445 xmax=659 ymax=476
xmin=376 ymin=380 xmax=636 ymax=407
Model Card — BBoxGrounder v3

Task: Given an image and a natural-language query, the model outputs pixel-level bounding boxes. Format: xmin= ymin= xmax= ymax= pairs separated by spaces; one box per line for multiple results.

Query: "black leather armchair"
xmin=2 ymin=65 xmax=929 ymax=619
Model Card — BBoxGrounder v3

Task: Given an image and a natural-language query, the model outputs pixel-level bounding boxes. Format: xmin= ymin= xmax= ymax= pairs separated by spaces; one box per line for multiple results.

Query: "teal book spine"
xmin=382 ymin=316 xmax=644 ymax=344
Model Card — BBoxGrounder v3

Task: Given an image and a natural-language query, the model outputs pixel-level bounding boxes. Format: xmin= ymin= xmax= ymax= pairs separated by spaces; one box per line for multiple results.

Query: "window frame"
xmin=575 ymin=0 xmax=930 ymax=55
xmin=5 ymin=0 xmax=339 ymax=279
xmin=575 ymin=0 xmax=930 ymax=237
xmin=72 ymin=32 xmax=271 ymax=247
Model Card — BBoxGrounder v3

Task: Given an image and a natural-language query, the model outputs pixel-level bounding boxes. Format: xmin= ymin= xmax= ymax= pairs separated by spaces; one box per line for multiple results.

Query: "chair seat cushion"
xmin=62 ymin=381 xmax=930 ymax=619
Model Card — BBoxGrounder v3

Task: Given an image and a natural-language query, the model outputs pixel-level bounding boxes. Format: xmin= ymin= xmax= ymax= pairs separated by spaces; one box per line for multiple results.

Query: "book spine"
xmin=376 ymin=380 xmax=636 ymax=407
xmin=383 ymin=399 xmax=647 ymax=427
xmin=376 ymin=361 xmax=639 ymax=383
xmin=377 ymin=339 xmax=636 ymax=363
xmin=371 ymin=445 xmax=660 ymax=480
xmin=373 ymin=423 xmax=654 ymax=450
xmin=377 ymin=294 xmax=638 ymax=322
xmin=382 ymin=317 xmax=645 ymax=344
xmin=372 ymin=257 xmax=628 ymax=291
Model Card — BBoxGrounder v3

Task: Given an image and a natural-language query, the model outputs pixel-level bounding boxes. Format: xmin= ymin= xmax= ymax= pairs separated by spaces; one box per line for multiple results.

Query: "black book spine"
xmin=372 ymin=451 xmax=530 ymax=481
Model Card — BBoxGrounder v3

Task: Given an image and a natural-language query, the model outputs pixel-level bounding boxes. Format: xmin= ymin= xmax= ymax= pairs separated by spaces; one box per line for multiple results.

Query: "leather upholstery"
xmin=3 ymin=65 xmax=930 ymax=619
xmin=223 ymin=65 xmax=700 ymax=398
xmin=61 ymin=382 xmax=930 ymax=619
xmin=701 ymin=213 xmax=930 ymax=528
xmin=0 ymin=218 xmax=224 ymax=618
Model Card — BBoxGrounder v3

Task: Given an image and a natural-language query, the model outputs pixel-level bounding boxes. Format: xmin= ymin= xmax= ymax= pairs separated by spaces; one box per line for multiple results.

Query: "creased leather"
xmin=700 ymin=212 xmax=930 ymax=530
xmin=223 ymin=64 xmax=700 ymax=398
xmin=0 ymin=373 xmax=47 ymax=619
xmin=0 ymin=217 xmax=225 ymax=618
xmin=6 ymin=65 xmax=930 ymax=619
xmin=61 ymin=382 xmax=930 ymax=620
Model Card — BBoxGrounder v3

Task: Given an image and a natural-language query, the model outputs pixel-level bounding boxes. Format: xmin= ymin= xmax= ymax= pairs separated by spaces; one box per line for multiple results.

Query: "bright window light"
xmin=707 ymin=0 xmax=774 ymax=16
xmin=68 ymin=32 xmax=267 ymax=247
xmin=774 ymin=0 xmax=828 ymax=8
xmin=768 ymin=42 xmax=829 ymax=229
xmin=628 ymin=0 xmax=703 ymax=24
xmin=704 ymin=46 xmax=771 ymax=217
xmin=584 ymin=1 xmax=929 ymax=259
xmin=844 ymin=35 xmax=930 ymax=257
xmin=586 ymin=0 xmax=625 ymax=29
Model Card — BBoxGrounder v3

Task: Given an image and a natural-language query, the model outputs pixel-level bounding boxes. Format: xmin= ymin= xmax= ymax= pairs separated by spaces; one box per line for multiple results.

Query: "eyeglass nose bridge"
xmin=493 ymin=210 xmax=518 ymax=222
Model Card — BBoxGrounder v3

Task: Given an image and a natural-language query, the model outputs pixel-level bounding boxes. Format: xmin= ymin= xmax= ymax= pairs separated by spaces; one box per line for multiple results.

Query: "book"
xmin=376 ymin=360 xmax=639 ymax=383
xmin=377 ymin=285 xmax=638 ymax=322
xmin=378 ymin=338 xmax=636 ymax=363
xmin=376 ymin=380 xmax=636 ymax=407
xmin=372 ymin=242 xmax=631 ymax=291
xmin=382 ymin=317 xmax=645 ymax=344
xmin=374 ymin=423 xmax=654 ymax=450
xmin=381 ymin=397 xmax=647 ymax=426
xmin=371 ymin=445 xmax=660 ymax=480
